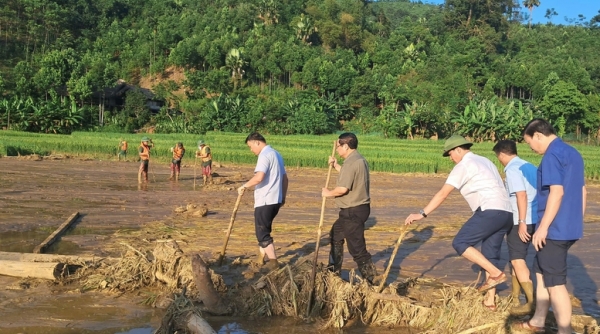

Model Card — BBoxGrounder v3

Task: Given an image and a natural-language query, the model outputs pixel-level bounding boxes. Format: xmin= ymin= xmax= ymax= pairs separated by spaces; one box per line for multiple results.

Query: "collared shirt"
xmin=335 ymin=150 xmax=370 ymax=209
xmin=253 ymin=145 xmax=286 ymax=208
xmin=446 ymin=152 xmax=511 ymax=212
xmin=537 ymin=138 xmax=584 ymax=240
xmin=504 ymin=156 xmax=538 ymax=225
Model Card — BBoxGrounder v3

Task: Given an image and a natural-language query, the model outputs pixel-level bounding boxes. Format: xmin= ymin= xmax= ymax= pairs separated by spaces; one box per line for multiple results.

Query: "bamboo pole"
xmin=217 ymin=190 xmax=244 ymax=266
xmin=33 ymin=212 xmax=80 ymax=254
xmin=306 ymin=140 xmax=337 ymax=317
xmin=377 ymin=226 xmax=411 ymax=293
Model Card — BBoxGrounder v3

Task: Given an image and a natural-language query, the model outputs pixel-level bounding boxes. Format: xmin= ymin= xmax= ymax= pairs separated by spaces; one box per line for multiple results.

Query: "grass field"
xmin=1 ymin=131 xmax=599 ymax=179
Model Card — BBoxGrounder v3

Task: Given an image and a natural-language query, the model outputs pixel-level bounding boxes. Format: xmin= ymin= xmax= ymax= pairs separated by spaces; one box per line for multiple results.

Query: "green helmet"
xmin=197 ymin=140 xmax=205 ymax=146
xmin=141 ymin=136 xmax=150 ymax=142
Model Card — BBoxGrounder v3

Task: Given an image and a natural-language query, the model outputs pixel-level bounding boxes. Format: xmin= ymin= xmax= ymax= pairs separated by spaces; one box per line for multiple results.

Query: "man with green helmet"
xmin=138 ymin=136 xmax=154 ymax=183
xmin=196 ymin=140 xmax=212 ymax=185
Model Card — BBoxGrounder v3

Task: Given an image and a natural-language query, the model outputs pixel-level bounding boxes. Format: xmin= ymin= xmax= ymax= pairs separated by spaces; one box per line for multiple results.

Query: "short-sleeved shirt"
xmin=253 ymin=145 xmax=286 ymax=208
xmin=504 ymin=156 xmax=538 ymax=225
xmin=335 ymin=150 xmax=370 ymax=209
xmin=446 ymin=152 xmax=511 ymax=212
xmin=537 ymin=138 xmax=584 ymax=240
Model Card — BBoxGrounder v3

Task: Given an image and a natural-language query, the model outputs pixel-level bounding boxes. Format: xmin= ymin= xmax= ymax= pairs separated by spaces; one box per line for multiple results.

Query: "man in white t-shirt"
xmin=238 ymin=133 xmax=288 ymax=271
xmin=405 ymin=135 xmax=513 ymax=310
xmin=494 ymin=140 xmax=537 ymax=315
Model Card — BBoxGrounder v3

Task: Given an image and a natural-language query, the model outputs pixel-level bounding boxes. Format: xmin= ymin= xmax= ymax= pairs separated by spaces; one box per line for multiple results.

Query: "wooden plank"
xmin=0 ymin=251 xmax=115 ymax=263
xmin=33 ymin=212 xmax=80 ymax=254
xmin=186 ymin=313 xmax=217 ymax=334
xmin=0 ymin=260 xmax=63 ymax=280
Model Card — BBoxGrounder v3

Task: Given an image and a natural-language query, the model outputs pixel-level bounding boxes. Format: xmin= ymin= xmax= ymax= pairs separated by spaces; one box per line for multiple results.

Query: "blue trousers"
xmin=452 ymin=208 xmax=512 ymax=268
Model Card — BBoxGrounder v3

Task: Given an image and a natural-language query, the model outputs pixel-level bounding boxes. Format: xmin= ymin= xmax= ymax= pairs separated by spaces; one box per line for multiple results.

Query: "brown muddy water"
xmin=0 ymin=157 xmax=599 ymax=333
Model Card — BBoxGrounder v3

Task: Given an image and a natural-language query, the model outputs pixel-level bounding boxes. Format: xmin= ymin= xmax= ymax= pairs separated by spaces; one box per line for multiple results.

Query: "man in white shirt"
xmin=238 ymin=133 xmax=288 ymax=271
xmin=494 ymin=140 xmax=537 ymax=315
xmin=405 ymin=135 xmax=513 ymax=310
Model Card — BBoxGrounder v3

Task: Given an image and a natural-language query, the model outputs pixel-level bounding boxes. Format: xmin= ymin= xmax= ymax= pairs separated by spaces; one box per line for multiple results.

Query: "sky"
xmin=415 ymin=0 xmax=600 ymax=25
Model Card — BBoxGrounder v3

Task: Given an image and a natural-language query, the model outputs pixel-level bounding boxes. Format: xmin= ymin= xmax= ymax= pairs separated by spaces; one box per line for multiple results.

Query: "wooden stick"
xmin=217 ymin=190 xmax=244 ymax=266
xmin=33 ymin=212 xmax=80 ymax=254
xmin=193 ymin=156 xmax=198 ymax=190
xmin=306 ymin=140 xmax=337 ymax=317
xmin=378 ymin=226 xmax=411 ymax=293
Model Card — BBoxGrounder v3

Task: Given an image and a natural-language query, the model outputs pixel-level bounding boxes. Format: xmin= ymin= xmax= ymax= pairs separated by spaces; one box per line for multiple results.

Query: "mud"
xmin=0 ymin=157 xmax=599 ymax=332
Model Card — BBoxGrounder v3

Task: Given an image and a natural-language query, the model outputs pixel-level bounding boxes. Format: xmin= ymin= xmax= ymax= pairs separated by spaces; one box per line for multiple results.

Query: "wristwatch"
xmin=419 ymin=209 xmax=427 ymax=218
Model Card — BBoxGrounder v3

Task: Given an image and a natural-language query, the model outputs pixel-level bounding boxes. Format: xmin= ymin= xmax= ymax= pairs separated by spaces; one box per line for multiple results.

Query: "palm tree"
xmin=523 ymin=0 xmax=541 ymax=29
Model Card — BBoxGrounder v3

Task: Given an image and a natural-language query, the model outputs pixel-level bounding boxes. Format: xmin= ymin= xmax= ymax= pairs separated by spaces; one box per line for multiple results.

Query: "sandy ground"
xmin=0 ymin=156 xmax=599 ymax=333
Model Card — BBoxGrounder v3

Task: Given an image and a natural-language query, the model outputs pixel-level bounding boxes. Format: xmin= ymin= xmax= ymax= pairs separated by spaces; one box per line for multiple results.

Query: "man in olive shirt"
xmin=322 ymin=133 xmax=377 ymax=284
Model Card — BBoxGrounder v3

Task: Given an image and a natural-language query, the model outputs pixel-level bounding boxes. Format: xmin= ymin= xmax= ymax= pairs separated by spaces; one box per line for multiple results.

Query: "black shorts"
xmin=533 ymin=239 xmax=576 ymax=287
xmin=506 ymin=224 xmax=535 ymax=261
xmin=254 ymin=204 xmax=281 ymax=247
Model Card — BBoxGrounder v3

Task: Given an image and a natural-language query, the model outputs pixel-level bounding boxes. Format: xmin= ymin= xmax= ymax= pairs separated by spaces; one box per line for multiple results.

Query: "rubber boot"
xmin=261 ymin=259 xmax=279 ymax=273
xmin=510 ymin=281 xmax=535 ymax=315
xmin=358 ymin=259 xmax=379 ymax=286
xmin=510 ymin=274 xmax=522 ymax=306
xmin=328 ymin=241 xmax=344 ymax=274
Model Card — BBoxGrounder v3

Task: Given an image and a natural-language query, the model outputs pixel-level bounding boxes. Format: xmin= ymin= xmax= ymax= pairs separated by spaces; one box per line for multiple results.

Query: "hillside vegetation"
xmin=1 ymin=0 xmax=600 ymax=140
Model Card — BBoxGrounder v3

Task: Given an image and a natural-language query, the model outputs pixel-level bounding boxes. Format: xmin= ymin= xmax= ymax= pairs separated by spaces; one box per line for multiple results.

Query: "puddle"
xmin=0 ymin=227 xmax=114 ymax=254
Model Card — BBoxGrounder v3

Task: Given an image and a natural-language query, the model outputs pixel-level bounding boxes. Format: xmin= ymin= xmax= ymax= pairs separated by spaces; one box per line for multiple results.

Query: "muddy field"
xmin=1 ymin=156 xmax=599 ymax=333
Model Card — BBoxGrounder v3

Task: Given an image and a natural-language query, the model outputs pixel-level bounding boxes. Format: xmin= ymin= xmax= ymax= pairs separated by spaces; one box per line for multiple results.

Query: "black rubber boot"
xmin=328 ymin=241 xmax=344 ymax=274
xmin=358 ymin=259 xmax=379 ymax=285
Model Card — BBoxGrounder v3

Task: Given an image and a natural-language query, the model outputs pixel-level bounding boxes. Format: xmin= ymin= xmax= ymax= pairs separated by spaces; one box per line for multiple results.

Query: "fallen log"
xmin=187 ymin=313 xmax=217 ymax=334
xmin=0 ymin=260 xmax=66 ymax=280
xmin=190 ymin=254 xmax=230 ymax=315
xmin=33 ymin=212 xmax=80 ymax=254
xmin=0 ymin=251 xmax=115 ymax=263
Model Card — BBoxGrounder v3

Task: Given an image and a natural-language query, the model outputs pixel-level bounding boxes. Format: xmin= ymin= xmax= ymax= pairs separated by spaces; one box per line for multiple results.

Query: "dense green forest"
xmin=1 ymin=0 xmax=600 ymax=141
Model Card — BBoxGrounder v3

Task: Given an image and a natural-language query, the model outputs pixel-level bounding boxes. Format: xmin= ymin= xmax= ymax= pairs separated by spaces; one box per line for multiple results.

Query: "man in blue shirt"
xmin=515 ymin=119 xmax=586 ymax=334
xmin=493 ymin=140 xmax=537 ymax=315
xmin=238 ymin=133 xmax=288 ymax=272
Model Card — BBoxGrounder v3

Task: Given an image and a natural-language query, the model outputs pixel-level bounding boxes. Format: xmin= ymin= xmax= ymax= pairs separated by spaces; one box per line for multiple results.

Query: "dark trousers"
xmin=330 ymin=203 xmax=371 ymax=265
xmin=254 ymin=204 xmax=281 ymax=248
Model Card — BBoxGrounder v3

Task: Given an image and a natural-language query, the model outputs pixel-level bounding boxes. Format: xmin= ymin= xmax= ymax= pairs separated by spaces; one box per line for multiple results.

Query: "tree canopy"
xmin=1 ymin=0 xmax=600 ymax=140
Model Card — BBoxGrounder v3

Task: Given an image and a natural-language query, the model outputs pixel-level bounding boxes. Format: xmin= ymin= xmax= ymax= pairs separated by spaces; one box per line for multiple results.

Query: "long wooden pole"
xmin=0 ymin=251 xmax=115 ymax=263
xmin=217 ymin=190 xmax=244 ymax=266
xmin=306 ymin=140 xmax=337 ymax=317
xmin=33 ymin=212 xmax=80 ymax=254
xmin=377 ymin=226 xmax=411 ymax=293
xmin=193 ymin=156 xmax=198 ymax=190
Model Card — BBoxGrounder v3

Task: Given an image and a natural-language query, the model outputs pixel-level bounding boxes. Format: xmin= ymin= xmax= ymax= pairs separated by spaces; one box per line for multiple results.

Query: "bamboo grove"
xmin=1 ymin=0 xmax=600 ymax=141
